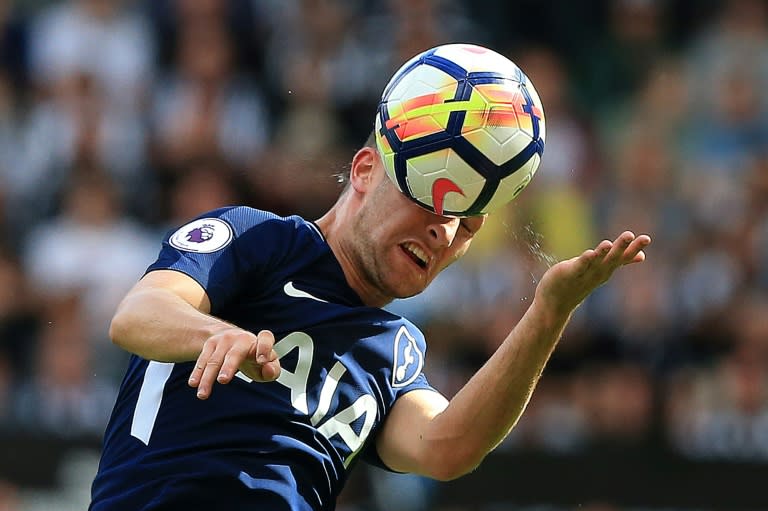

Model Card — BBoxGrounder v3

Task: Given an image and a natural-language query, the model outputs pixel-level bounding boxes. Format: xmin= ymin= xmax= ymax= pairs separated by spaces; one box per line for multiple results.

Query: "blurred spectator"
xmin=16 ymin=0 xmax=154 ymax=219
xmin=677 ymin=242 xmax=744 ymax=335
xmin=22 ymin=170 xmax=157 ymax=381
xmin=502 ymin=362 xmax=654 ymax=454
xmin=502 ymin=374 xmax=591 ymax=453
xmin=588 ymin=124 xmax=686 ymax=367
xmin=246 ymin=147 xmax=350 ymax=219
xmin=12 ymin=294 xmax=117 ymax=437
xmin=263 ymin=0 xmax=364 ymax=154
xmin=147 ymin=0 xmax=267 ymax=75
xmin=679 ymin=67 xmax=768 ymax=237
xmin=598 ymin=56 xmax=692 ymax=155
xmin=15 ymin=69 xmax=148 ymax=220
xmin=27 ymin=0 xmax=154 ymax=110
xmin=686 ymin=0 xmax=768 ymax=115
xmin=367 ymin=0 xmax=478 ymax=77
xmin=516 ymin=46 xmax=600 ymax=193
xmin=575 ymin=0 xmax=669 ymax=116
xmin=164 ymin=157 xmax=243 ymax=225
xmin=265 ymin=0 xmax=479 ymax=151
xmin=150 ymin=17 xmax=268 ymax=172
xmin=576 ymin=362 xmax=654 ymax=442
xmin=666 ymin=294 xmax=768 ymax=461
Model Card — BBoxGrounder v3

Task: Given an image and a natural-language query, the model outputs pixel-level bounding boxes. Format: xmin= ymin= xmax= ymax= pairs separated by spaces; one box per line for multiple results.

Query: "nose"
xmin=427 ymin=216 xmax=460 ymax=248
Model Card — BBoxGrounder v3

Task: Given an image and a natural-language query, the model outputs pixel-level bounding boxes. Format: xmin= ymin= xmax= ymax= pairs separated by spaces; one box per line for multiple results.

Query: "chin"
xmin=391 ymin=281 xmax=428 ymax=300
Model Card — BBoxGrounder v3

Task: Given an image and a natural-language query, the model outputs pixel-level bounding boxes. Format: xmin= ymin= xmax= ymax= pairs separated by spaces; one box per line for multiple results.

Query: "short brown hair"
xmin=364 ymin=129 xmax=376 ymax=149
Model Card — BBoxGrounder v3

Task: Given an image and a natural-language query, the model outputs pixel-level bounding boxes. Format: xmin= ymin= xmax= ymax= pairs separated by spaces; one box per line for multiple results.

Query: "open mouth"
xmin=400 ymin=242 xmax=429 ymax=269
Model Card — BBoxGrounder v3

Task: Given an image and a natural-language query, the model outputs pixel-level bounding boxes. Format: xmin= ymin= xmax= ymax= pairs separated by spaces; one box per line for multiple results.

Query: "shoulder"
xmin=221 ymin=206 xmax=315 ymax=237
xmin=377 ymin=313 xmax=425 ymax=342
xmin=166 ymin=206 xmax=319 ymax=251
xmin=215 ymin=206 xmax=299 ymax=232
xmin=355 ymin=311 xmax=427 ymax=389
xmin=360 ymin=310 xmax=426 ymax=347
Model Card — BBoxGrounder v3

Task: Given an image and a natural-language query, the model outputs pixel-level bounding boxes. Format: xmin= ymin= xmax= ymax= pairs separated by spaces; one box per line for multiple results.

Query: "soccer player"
xmin=89 ymin=137 xmax=650 ymax=510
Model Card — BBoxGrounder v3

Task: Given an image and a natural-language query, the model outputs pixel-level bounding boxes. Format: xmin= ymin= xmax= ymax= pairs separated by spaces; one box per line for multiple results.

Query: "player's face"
xmin=349 ymin=159 xmax=485 ymax=304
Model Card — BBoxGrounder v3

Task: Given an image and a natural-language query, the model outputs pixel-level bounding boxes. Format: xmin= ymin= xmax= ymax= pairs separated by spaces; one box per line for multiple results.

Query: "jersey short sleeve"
xmin=146 ymin=207 xmax=294 ymax=312
xmin=360 ymin=319 xmax=440 ymax=471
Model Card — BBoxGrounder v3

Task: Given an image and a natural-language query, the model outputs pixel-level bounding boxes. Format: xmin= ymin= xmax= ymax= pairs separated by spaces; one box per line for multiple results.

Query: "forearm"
xmin=109 ymin=287 xmax=233 ymax=362
xmin=381 ymin=233 xmax=650 ymax=480
xmin=424 ymin=297 xmax=570 ymax=474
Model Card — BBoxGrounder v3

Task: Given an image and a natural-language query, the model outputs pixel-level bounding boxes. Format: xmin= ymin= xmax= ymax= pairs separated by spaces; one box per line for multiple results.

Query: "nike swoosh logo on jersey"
xmin=283 ymin=281 xmax=328 ymax=303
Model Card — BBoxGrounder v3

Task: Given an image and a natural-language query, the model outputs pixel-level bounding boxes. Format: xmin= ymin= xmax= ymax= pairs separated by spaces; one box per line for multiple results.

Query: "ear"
xmin=349 ymin=146 xmax=381 ymax=193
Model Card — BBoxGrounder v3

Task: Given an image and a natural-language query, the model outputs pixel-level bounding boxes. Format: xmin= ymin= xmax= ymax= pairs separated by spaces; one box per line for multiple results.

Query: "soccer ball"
xmin=375 ymin=43 xmax=545 ymax=217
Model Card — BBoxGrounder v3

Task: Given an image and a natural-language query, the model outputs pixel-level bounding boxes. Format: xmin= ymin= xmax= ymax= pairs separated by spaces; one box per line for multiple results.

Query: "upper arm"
xmin=108 ymin=270 xmax=220 ymax=362
xmin=375 ymin=388 xmax=449 ymax=476
xmin=128 ymin=269 xmax=212 ymax=313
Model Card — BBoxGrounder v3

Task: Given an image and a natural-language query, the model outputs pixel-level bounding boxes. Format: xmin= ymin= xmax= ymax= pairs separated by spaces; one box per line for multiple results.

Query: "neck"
xmin=315 ymin=203 xmax=391 ymax=308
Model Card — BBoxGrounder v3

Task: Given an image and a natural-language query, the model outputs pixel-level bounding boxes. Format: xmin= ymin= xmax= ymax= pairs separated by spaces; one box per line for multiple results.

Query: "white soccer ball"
xmin=375 ymin=43 xmax=545 ymax=217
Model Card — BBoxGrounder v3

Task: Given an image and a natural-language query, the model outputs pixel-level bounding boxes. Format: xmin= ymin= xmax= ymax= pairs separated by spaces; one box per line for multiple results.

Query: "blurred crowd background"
xmin=0 ymin=0 xmax=767 ymax=510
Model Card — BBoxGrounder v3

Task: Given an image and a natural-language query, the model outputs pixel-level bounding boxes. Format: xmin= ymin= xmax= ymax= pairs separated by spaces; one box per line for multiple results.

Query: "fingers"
xmin=195 ymin=342 xmax=230 ymax=399
xmin=248 ymin=330 xmax=276 ymax=364
xmin=595 ymin=239 xmax=613 ymax=255
xmin=218 ymin=343 xmax=250 ymax=384
xmin=601 ymin=231 xmax=632 ymax=265
xmin=188 ymin=329 xmax=281 ymax=400
xmin=536 ymin=230 xmax=651 ymax=313
xmin=596 ymin=232 xmax=652 ymax=267
xmin=248 ymin=330 xmax=281 ymax=382
xmin=619 ymin=233 xmax=651 ymax=265
xmin=188 ymin=340 xmax=215 ymax=390
xmin=260 ymin=358 xmax=281 ymax=381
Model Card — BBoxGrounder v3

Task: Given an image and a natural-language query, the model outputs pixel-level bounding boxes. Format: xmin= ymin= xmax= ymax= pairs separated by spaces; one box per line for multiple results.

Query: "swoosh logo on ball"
xmin=431 ymin=178 xmax=465 ymax=216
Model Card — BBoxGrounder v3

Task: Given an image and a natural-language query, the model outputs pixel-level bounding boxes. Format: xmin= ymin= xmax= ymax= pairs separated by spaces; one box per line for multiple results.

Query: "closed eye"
xmin=459 ymin=215 xmax=486 ymax=237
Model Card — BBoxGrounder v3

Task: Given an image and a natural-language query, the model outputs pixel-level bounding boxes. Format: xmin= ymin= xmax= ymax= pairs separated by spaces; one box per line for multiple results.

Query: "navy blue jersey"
xmin=90 ymin=207 xmax=437 ymax=511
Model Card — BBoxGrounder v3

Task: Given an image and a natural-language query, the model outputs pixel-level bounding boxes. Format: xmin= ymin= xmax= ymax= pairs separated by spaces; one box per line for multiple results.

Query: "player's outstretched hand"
xmin=535 ymin=231 xmax=651 ymax=316
xmin=188 ymin=328 xmax=281 ymax=399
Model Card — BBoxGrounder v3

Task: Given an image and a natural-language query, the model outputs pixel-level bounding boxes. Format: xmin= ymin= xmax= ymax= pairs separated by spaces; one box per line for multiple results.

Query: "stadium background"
xmin=0 ymin=0 xmax=767 ymax=509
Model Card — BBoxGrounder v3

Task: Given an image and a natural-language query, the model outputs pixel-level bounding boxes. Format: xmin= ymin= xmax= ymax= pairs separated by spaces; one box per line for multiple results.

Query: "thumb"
xmin=250 ymin=330 xmax=276 ymax=364
xmin=249 ymin=330 xmax=280 ymax=382
xmin=259 ymin=355 xmax=281 ymax=381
